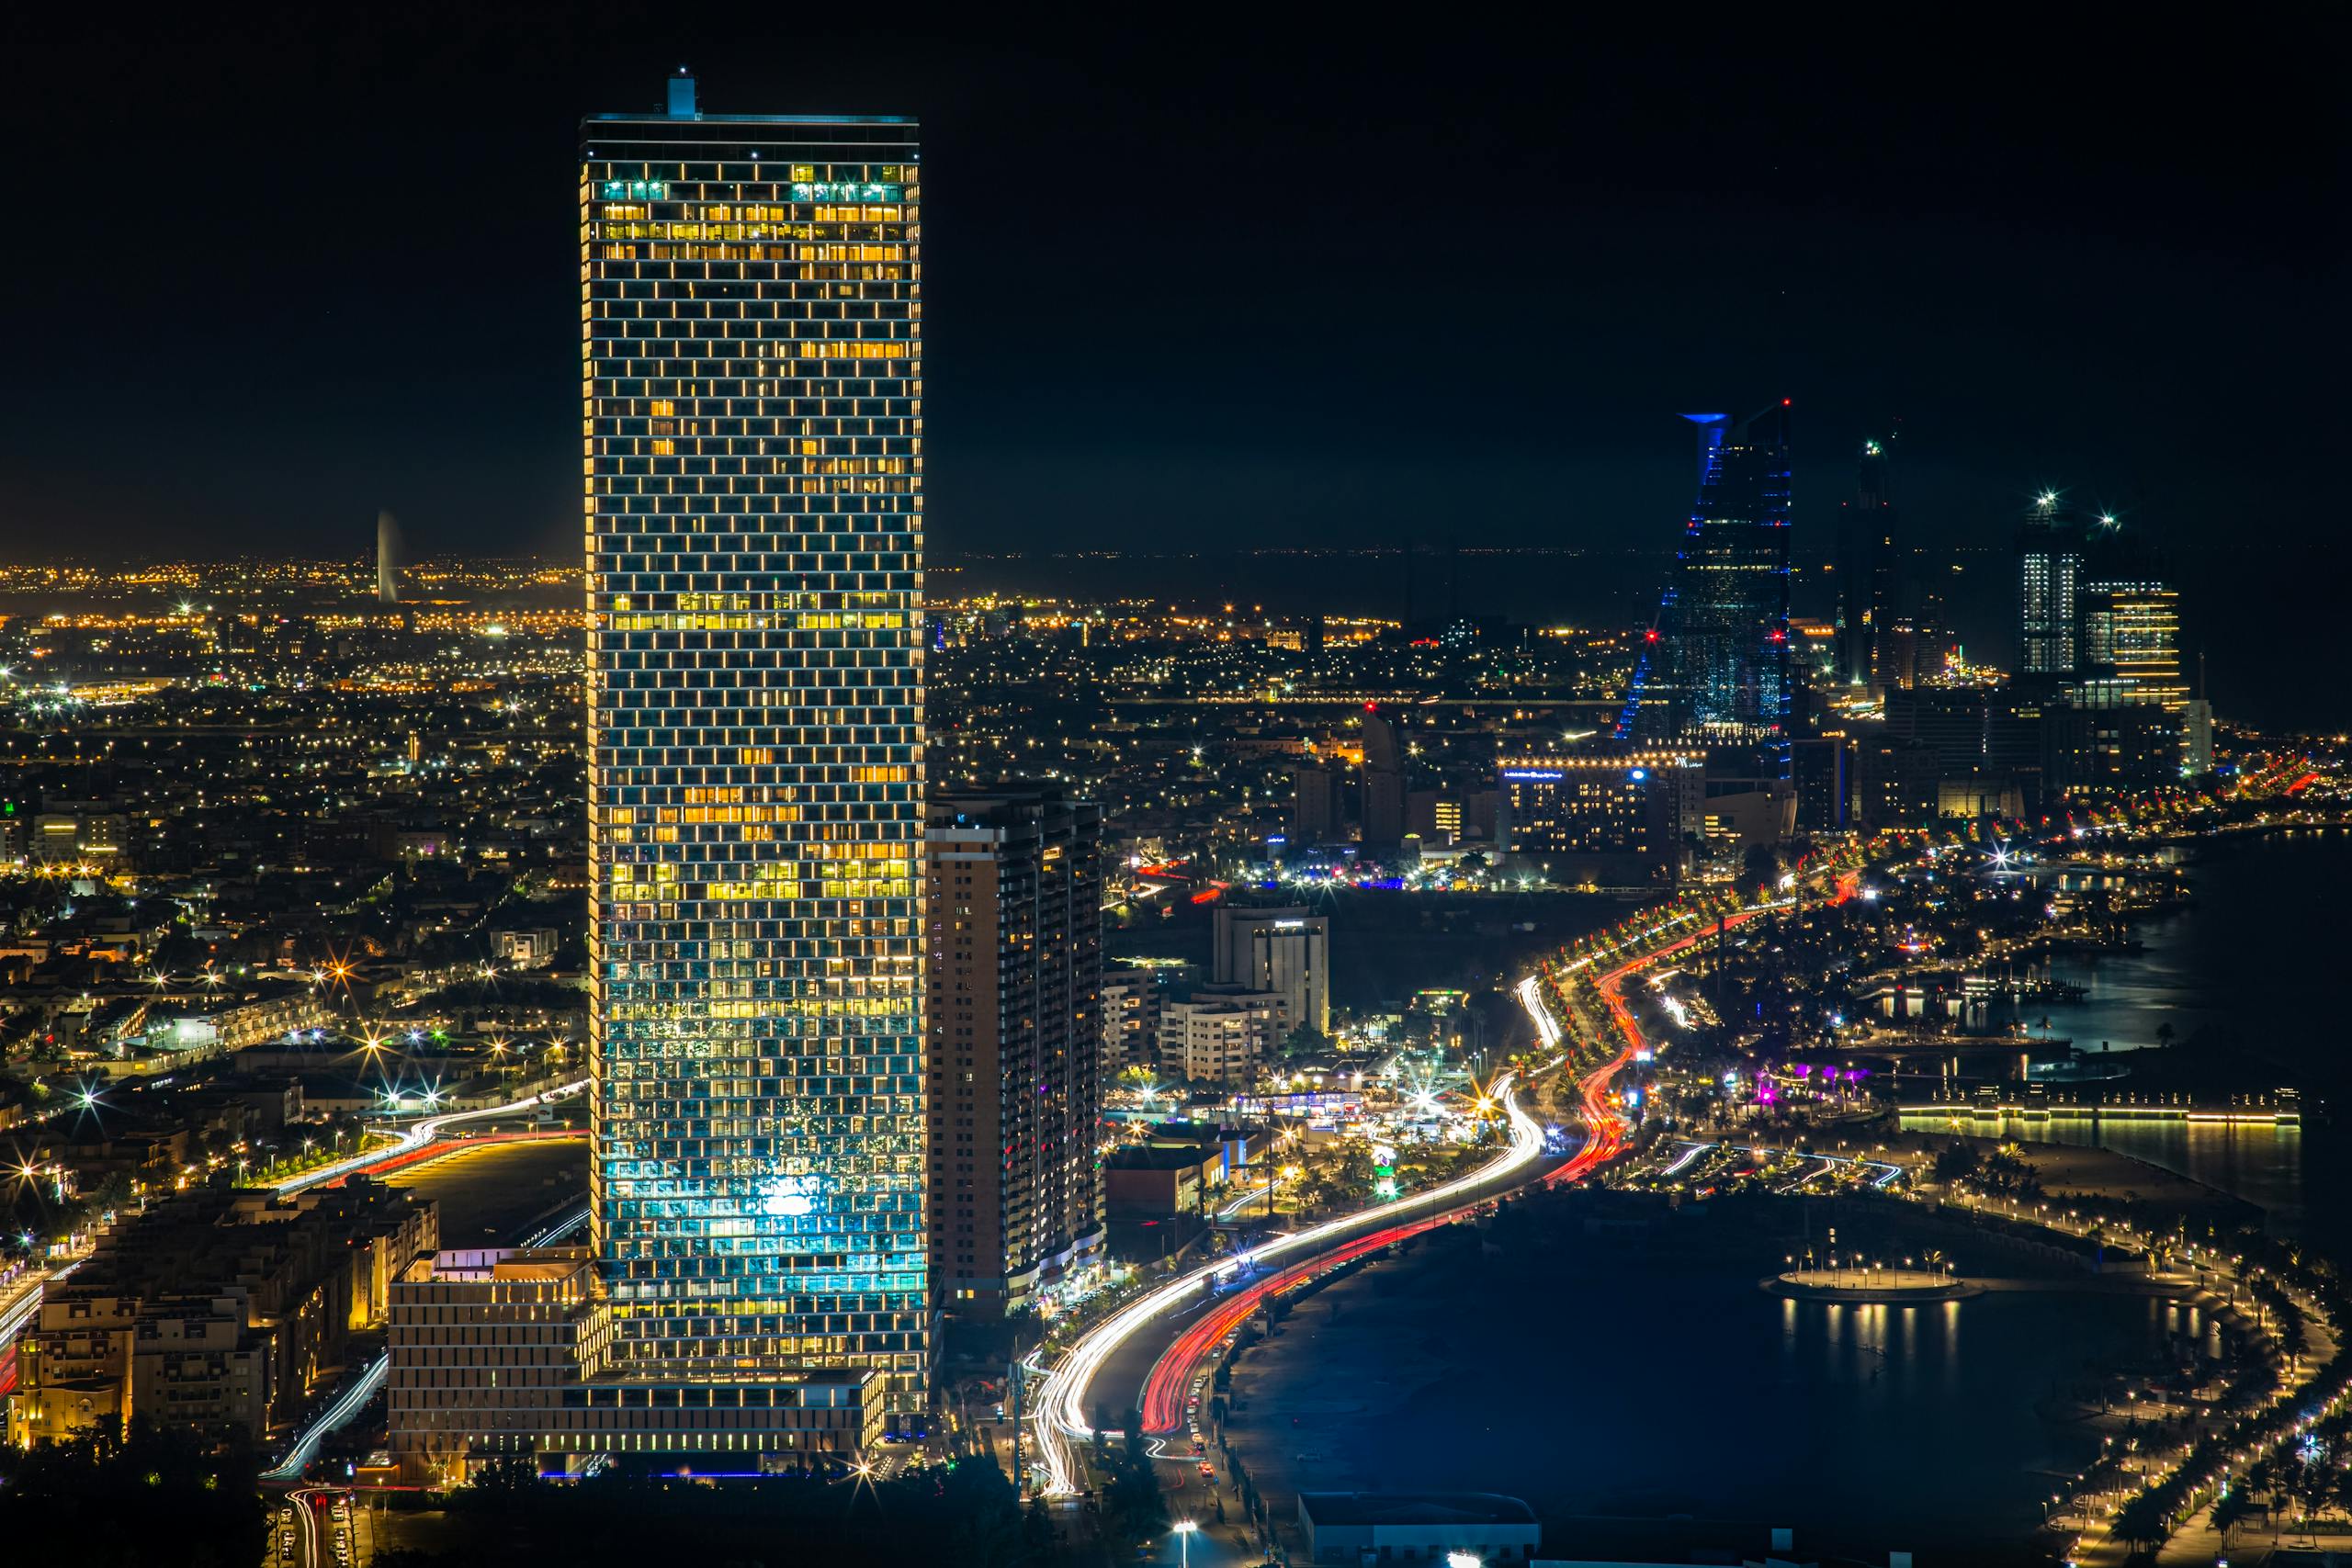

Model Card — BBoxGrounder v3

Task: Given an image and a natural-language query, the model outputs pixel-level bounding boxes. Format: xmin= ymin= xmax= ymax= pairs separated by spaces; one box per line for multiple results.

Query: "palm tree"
xmin=2244 ymin=1456 xmax=2275 ymax=1537
xmin=2112 ymin=1493 xmax=2167 ymax=1554
xmin=2298 ymin=1454 xmax=2335 ymax=1541
xmin=2210 ymin=1483 xmax=2254 ymax=1551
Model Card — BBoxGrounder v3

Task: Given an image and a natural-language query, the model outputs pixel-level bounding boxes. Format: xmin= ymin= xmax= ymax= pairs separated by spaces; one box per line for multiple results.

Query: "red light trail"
xmin=1130 ymin=915 xmax=1768 ymax=1435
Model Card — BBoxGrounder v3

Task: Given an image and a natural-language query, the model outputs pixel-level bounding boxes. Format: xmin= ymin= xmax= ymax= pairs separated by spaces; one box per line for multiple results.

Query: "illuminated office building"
xmin=1213 ymin=904 xmax=1330 ymax=1036
xmin=2016 ymin=493 xmax=2084 ymax=677
xmin=583 ymin=77 xmax=926 ymax=1414
xmin=2080 ymin=580 xmax=2185 ymax=711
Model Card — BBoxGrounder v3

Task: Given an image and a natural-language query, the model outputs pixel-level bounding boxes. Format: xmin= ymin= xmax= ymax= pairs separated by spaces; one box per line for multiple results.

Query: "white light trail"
xmin=272 ymin=1078 xmax=588 ymax=1194
xmin=264 ymin=1353 xmax=389 ymax=1482
xmin=520 ymin=1201 xmax=592 ymax=1249
xmin=1513 ymin=976 xmax=1562 ymax=1051
xmin=1031 ymin=1072 xmax=1546 ymax=1495
xmin=1659 ymin=1141 xmax=1713 ymax=1177
xmin=0 ymin=1258 xmax=75 ymax=1346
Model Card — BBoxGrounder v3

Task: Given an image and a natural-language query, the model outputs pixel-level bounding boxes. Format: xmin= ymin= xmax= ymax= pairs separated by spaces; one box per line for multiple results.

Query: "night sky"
xmin=5 ymin=6 xmax=2340 ymax=721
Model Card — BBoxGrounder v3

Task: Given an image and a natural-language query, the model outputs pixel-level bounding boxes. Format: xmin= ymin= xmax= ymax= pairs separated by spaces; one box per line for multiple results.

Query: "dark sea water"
xmin=1242 ymin=1216 xmax=2197 ymax=1562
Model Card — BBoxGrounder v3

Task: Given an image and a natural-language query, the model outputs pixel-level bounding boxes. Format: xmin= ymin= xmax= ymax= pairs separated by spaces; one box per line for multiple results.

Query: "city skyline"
xmin=0 ymin=16 xmax=2345 ymax=1567
xmin=6 ymin=12 xmax=2338 ymax=729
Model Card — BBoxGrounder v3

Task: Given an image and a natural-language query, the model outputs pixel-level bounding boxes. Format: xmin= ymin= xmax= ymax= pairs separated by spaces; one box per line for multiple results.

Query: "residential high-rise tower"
xmin=923 ymin=788 xmax=1103 ymax=1319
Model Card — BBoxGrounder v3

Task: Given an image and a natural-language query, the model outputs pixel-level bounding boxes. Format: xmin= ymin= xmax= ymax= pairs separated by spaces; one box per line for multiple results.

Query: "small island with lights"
xmin=1761 ymin=1257 xmax=1984 ymax=1303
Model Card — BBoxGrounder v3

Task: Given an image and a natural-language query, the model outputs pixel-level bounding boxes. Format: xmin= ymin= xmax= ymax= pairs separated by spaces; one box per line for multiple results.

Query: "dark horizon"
xmin=4 ymin=3 xmax=2340 ymax=723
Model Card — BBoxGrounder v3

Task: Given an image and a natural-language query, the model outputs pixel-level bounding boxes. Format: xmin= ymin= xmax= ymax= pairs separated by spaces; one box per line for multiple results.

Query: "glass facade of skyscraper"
xmin=580 ymin=83 xmax=926 ymax=1412
xmin=1663 ymin=407 xmax=1792 ymax=743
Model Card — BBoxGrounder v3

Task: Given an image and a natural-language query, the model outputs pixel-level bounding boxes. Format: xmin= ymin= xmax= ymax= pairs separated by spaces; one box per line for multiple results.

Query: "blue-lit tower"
xmin=1658 ymin=404 xmax=1792 ymax=750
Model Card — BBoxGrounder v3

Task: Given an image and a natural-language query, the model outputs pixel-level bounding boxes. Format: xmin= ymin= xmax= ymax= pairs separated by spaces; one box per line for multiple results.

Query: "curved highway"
xmin=1038 ymin=897 xmax=1802 ymax=1495
xmin=1031 ymin=1069 xmax=1554 ymax=1494
xmin=271 ymin=1077 xmax=588 ymax=1195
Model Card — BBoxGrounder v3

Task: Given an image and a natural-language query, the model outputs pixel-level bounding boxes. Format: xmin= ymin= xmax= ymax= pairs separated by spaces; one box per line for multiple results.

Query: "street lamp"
xmin=1449 ymin=1554 xmax=1486 ymax=1568
xmin=1172 ymin=1519 xmax=1200 ymax=1566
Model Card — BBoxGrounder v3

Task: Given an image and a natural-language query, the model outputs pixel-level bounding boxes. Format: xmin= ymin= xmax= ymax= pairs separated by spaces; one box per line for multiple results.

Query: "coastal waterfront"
xmin=1916 ymin=830 xmax=2352 ymax=1251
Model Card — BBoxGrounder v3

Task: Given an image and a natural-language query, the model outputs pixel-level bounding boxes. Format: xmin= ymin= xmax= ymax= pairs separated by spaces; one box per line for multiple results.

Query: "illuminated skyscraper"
xmin=1662 ymin=405 xmax=1792 ymax=744
xmin=2080 ymin=580 xmax=2185 ymax=711
xmin=582 ymin=77 xmax=926 ymax=1415
xmin=1833 ymin=435 xmax=1895 ymax=689
xmin=2016 ymin=492 xmax=2084 ymax=677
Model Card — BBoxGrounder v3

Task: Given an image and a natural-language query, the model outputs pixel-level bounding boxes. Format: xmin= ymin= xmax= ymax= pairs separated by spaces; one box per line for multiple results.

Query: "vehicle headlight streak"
xmin=1513 ymin=976 xmax=1563 ymax=1051
xmin=0 ymin=1258 xmax=74 ymax=1346
xmin=271 ymin=1079 xmax=588 ymax=1194
xmin=263 ymin=1352 xmax=389 ymax=1482
xmin=1031 ymin=1071 xmax=1545 ymax=1495
xmin=1659 ymin=1141 xmax=1714 ymax=1177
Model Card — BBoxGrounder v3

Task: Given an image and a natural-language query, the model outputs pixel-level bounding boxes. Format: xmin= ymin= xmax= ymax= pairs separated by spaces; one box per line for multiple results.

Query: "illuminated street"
xmin=0 ymin=16 xmax=2337 ymax=1567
